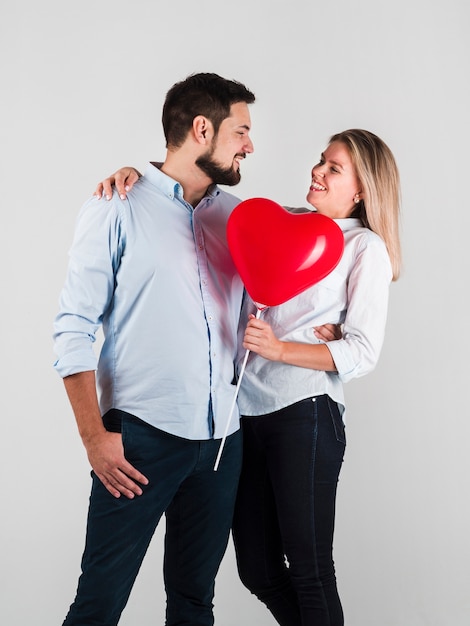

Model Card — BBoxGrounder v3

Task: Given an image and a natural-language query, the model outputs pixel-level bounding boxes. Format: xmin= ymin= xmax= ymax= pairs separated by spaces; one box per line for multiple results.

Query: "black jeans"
xmin=232 ymin=396 xmax=346 ymax=626
xmin=62 ymin=410 xmax=242 ymax=626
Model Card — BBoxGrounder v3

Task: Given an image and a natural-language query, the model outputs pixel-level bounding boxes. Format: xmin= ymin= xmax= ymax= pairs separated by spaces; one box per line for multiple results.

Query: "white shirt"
xmin=237 ymin=218 xmax=393 ymax=417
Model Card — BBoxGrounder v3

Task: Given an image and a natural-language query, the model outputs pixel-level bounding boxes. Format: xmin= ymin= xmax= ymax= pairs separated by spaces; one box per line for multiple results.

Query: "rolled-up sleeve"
xmin=326 ymin=234 xmax=392 ymax=382
xmin=53 ymin=196 xmax=125 ymax=378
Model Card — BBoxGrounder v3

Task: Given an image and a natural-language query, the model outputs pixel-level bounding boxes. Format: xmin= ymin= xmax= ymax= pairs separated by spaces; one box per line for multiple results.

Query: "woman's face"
xmin=307 ymin=141 xmax=362 ymax=218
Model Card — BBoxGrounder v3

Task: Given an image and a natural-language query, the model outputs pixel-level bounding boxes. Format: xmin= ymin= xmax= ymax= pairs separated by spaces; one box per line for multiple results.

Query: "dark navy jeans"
xmin=62 ymin=410 xmax=242 ymax=626
xmin=232 ymin=396 xmax=346 ymax=626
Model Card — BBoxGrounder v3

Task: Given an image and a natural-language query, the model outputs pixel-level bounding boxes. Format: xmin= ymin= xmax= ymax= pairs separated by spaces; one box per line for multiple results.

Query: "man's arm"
xmin=64 ymin=371 xmax=149 ymax=499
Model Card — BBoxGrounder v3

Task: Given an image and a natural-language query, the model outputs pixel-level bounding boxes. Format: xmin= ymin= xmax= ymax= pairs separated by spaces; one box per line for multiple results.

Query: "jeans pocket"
xmin=102 ymin=408 xmax=124 ymax=433
xmin=326 ymin=396 xmax=346 ymax=445
xmin=102 ymin=409 xmax=140 ymax=461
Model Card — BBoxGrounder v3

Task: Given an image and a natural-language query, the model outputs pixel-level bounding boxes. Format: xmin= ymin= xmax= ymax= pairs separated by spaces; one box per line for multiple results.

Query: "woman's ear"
xmin=353 ymin=193 xmax=361 ymax=204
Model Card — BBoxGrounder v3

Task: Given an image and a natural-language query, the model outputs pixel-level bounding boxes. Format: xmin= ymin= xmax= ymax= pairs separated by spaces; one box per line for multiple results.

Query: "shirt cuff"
xmin=53 ymin=350 xmax=97 ymax=378
xmin=326 ymin=340 xmax=361 ymax=383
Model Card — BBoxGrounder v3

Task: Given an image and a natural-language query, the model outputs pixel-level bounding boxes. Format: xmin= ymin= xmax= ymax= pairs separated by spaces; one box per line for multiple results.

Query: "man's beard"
xmin=196 ymin=150 xmax=243 ymax=186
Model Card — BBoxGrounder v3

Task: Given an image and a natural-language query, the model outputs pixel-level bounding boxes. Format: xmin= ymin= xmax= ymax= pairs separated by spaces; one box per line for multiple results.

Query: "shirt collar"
xmin=334 ymin=217 xmax=363 ymax=232
xmin=144 ymin=162 xmax=220 ymax=202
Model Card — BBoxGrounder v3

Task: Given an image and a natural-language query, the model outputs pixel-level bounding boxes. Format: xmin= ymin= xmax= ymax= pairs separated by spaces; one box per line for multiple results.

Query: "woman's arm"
xmin=243 ymin=314 xmax=337 ymax=371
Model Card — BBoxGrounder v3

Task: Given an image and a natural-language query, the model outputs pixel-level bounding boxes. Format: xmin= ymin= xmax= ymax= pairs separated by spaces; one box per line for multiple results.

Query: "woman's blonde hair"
xmin=329 ymin=129 xmax=402 ymax=280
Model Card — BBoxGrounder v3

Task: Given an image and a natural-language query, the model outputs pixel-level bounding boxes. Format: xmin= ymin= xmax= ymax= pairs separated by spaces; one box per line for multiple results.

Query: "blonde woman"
xmin=232 ymin=129 xmax=401 ymax=626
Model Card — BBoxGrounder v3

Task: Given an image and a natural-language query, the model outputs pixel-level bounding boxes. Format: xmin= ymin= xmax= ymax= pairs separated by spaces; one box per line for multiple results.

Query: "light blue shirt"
xmin=237 ymin=218 xmax=393 ymax=419
xmin=53 ymin=163 xmax=245 ymax=440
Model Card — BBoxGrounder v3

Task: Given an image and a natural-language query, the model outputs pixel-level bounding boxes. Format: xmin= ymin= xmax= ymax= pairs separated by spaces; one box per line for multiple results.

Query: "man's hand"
xmin=93 ymin=167 xmax=142 ymax=201
xmin=64 ymin=371 xmax=148 ymax=499
xmin=84 ymin=430 xmax=149 ymax=499
xmin=313 ymin=323 xmax=343 ymax=342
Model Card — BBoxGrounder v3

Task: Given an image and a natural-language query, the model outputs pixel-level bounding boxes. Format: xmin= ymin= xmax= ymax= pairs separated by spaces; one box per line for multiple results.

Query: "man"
xmin=53 ymin=72 xmax=255 ymax=626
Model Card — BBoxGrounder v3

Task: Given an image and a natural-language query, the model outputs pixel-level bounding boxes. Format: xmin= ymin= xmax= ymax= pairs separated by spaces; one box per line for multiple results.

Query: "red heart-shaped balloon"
xmin=227 ymin=198 xmax=344 ymax=308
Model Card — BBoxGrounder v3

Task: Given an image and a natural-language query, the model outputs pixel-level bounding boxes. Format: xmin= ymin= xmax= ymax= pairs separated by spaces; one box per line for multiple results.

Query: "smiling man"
xmin=53 ymin=73 xmax=255 ymax=626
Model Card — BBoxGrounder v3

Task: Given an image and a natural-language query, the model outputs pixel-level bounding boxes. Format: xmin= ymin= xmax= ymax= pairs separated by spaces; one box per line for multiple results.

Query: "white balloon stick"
xmin=213 ymin=307 xmax=262 ymax=471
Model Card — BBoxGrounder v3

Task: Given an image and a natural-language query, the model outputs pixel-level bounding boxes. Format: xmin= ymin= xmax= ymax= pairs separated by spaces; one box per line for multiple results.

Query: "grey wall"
xmin=1 ymin=1 xmax=469 ymax=624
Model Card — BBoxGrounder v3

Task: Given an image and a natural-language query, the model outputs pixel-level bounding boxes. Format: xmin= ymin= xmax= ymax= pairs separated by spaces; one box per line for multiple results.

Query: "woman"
xmin=95 ymin=129 xmax=401 ymax=626
xmin=232 ymin=129 xmax=401 ymax=626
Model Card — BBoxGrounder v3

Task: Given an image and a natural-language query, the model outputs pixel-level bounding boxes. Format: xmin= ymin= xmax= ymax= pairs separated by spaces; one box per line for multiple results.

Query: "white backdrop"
xmin=1 ymin=1 xmax=469 ymax=624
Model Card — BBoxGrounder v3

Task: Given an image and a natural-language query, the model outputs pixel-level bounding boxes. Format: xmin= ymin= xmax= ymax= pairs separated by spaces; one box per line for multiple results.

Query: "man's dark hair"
xmin=162 ymin=72 xmax=255 ymax=148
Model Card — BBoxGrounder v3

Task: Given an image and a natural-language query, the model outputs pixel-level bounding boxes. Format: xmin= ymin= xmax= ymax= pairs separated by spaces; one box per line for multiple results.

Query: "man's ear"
xmin=193 ymin=115 xmax=213 ymax=145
